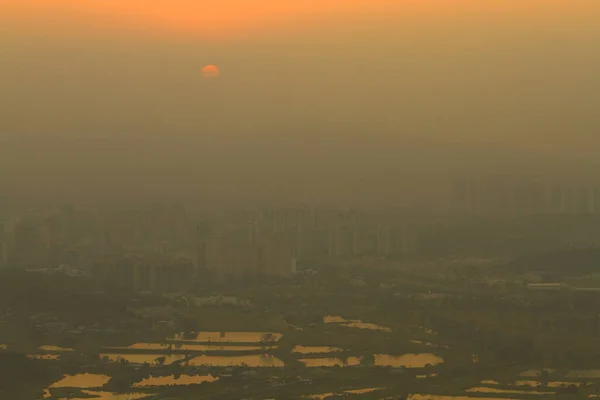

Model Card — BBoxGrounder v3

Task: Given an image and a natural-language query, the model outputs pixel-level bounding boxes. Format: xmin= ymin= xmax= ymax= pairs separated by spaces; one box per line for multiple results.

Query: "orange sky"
xmin=2 ymin=0 xmax=600 ymax=199
xmin=5 ymin=0 xmax=599 ymax=39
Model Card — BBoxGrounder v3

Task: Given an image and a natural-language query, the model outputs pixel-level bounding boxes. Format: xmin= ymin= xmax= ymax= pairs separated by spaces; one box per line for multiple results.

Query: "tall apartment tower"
xmin=248 ymin=220 xmax=259 ymax=245
xmin=296 ymin=224 xmax=304 ymax=259
xmin=194 ymin=221 xmax=213 ymax=270
xmin=376 ymin=225 xmax=391 ymax=256
xmin=0 ymin=222 xmax=7 ymax=267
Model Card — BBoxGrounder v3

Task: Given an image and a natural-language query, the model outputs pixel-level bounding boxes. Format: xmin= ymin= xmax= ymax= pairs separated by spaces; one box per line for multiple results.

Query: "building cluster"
xmin=4 ymin=175 xmax=597 ymax=291
xmin=196 ymin=206 xmax=419 ymax=272
xmin=90 ymin=252 xmax=195 ymax=292
xmin=0 ymin=203 xmax=422 ymax=287
xmin=0 ymin=204 xmax=298 ymax=290
xmin=0 ymin=204 xmax=194 ymax=269
xmin=450 ymin=176 xmax=600 ymax=217
xmin=201 ymin=233 xmax=296 ymax=281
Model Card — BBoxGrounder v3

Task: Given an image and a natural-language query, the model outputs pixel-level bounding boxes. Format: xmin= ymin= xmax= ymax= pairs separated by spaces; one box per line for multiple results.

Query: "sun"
xmin=202 ymin=64 xmax=220 ymax=79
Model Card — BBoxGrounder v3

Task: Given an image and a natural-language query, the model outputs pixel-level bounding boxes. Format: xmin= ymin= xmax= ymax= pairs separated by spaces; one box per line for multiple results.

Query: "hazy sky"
xmin=2 ymin=1 xmax=600 ymax=202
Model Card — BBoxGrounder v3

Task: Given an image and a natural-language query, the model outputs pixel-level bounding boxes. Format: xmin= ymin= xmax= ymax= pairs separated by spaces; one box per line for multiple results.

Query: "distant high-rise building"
xmin=12 ymin=218 xmax=46 ymax=267
xmin=204 ymin=232 xmax=294 ymax=282
xmin=92 ymin=253 xmax=194 ymax=293
xmin=0 ymin=222 xmax=7 ymax=267
xmin=376 ymin=225 xmax=390 ymax=255
xmin=256 ymin=234 xmax=294 ymax=277
xmin=205 ymin=235 xmax=258 ymax=281
xmin=450 ymin=176 xmax=600 ymax=217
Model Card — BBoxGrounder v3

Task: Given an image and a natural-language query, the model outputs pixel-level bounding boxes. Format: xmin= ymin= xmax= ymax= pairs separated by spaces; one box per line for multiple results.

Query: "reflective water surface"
xmin=345 ymin=387 xmax=383 ymax=394
xmin=56 ymin=391 xmax=150 ymax=400
xmin=374 ymin=353 xmax=444 ymax=368
xmin=299 ymin=356 xmax=361 ymax=367
xmin=305 ymin=387 xmax=383 ymax=399
xmin=297 ymin=353 xmax=443 ymax=368
xmin=111 ymin=342 xmax=270 ymax=351
xmin=39 ymin=345 xmax=74 ymax=352
xmin=466 ymin=386 xmax=554 ymax=395
xmin=133 ymin=374 xmax=219 ymax=387
xmin=188 ymin=354 xmax=284 ymax=367
xmin=515 ymin=380 xmax=583 ymax=388
xmin=169 ymin=331 xmax=283 ymax=343
xmin=292 ymin=345 xmax=343 ymax=354
xmin=323 ymin=315 xmax=392 ymax=332
xmin=99 ymin=353 xmax=186 ymax=365
xmin=417 ymin=373 xmax=438 ymax=379
xmin=49 ymin=373 xmax=111 ymax=389
xmin=409 ymin=395 xmax=515 ymax=400
xmin=28 ymin=354 xmax=60 ymax=360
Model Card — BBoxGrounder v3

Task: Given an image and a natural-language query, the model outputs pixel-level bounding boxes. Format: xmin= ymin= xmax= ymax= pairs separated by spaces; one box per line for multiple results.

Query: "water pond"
xmin=323 ymin=315 xmax=392 ymax=332
xmin=169 ymin=331 xmax=282 ymax=343
xmin=99 ymin=353 xmax=186 ymax=365
xmin=375 ymin=353 xmax=443 ymax=368
xmin=111 ymin=342 xmax=271 ymax=352
xmin=292 ymin=345 xmax=343 ymax=354
xmin=49 ymin=373 xmax=111 ymax=389
xmin=133 ymin=374 xmax=218 ymax=387
xmin=188 ymin=354 xmax=284 ymax=367
xmin=299 ymin=357 xmax=361 ymax=367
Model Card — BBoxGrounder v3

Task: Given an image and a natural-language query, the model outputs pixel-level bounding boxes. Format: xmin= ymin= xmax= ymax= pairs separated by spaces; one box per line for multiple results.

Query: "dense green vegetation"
xmin=0 ymin=352 xmax=60 ymax=399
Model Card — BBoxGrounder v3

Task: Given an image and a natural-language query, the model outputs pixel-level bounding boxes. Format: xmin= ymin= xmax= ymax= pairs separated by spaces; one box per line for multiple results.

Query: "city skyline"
xmin=3 ymin=3 xmax=600 ymax=398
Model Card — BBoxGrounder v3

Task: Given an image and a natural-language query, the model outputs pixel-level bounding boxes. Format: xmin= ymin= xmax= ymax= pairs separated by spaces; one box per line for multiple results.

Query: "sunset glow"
xmin=5 ymin=0 xmax=599 ymax=39
xmin=201 ymin=65 xmax=221 ymax=79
